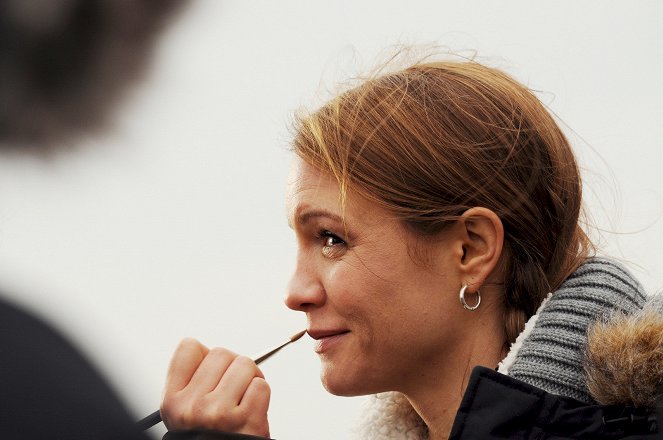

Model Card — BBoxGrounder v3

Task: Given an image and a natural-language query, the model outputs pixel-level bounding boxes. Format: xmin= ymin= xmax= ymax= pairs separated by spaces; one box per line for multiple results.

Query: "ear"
xmin=457 ymin=207 xmax=504 ymax=292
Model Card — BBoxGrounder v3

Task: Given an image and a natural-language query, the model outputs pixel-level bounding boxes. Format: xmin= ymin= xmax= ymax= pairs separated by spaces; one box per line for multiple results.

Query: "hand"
xmin=160 ymin=338 xmax=271 ymax=437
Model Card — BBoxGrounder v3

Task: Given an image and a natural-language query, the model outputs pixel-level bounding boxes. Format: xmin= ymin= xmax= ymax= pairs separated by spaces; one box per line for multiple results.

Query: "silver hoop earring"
xmin=459 ymin=284 xmax=481 ymax=311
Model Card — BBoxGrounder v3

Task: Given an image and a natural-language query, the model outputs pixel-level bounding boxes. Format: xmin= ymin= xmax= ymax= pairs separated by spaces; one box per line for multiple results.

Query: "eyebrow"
xmin=289 ymin=208 xmax=343 ymax=229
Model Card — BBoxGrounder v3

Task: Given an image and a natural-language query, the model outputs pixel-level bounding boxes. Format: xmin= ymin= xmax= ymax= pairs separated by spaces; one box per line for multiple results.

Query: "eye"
xmin=321 ymin=230 xmax=344 ymax=246
xmin=320 ymin=230 xmax=346 ymax=258
xmin=320 ymin=231 xmax=345 ymax=247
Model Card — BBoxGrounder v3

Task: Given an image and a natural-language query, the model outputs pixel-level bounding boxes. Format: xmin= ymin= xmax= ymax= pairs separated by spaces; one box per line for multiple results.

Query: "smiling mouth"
xmin=308 ymin=330 xmax=351 ymax=354
xmin=307 ymin=329 xmax=350 ymax=340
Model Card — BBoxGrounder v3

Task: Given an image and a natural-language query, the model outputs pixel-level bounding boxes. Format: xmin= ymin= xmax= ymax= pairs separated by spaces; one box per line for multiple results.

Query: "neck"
xmin=402 ymin=310 xmax=506 ymax=440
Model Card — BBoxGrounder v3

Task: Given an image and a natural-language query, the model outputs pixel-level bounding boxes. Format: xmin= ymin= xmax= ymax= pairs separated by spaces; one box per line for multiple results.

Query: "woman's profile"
xmin=157 ymin=56 xmax=662 ymax=440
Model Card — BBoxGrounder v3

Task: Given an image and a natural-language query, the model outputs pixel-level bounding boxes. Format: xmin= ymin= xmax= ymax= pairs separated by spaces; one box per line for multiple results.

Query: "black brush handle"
xmin=136 ymin=409 xmax=162 ymax=430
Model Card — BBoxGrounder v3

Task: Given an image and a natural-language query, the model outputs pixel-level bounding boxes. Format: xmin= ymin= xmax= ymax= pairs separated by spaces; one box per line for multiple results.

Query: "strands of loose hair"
xmin=293 ymin=55 xmax=592 ymax=343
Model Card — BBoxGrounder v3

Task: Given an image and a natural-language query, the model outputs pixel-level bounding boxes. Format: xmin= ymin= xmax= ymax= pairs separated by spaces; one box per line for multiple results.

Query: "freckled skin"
xmin=285 ymin=157 xmax=471 ymax=397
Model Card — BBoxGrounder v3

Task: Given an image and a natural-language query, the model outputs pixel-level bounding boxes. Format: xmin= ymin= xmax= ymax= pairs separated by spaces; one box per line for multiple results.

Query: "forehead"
xmin=286 ymin=157 xmax=409 ymax=239
xmin=286 ymin=157 xmax=342 ymax=221
xmin=287 ymin=157 xmax=335 ymax=195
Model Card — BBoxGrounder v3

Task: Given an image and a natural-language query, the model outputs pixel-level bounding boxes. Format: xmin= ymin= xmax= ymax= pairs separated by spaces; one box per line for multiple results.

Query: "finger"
xmin=165 ymin=338 xmax=209 ymax=394
xmin=212 ymin=355 xmax=263 ymax=406
xmin=236 ymin=377 xmax=271 ymax=437
xmin=186 ymin=347 xmax=237 ymax=394
xmin=240 ymin=377 xmax=271 ymax=415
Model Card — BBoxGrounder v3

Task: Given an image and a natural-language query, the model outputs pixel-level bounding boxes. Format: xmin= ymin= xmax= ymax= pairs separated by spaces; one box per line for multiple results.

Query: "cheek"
xmin=322 ymin=241 xmax=450 ymax=331
xmin=323 ymin=260 xmax=368 ymax=310
xmin=328 ymin=260 xmax=411 ymax=333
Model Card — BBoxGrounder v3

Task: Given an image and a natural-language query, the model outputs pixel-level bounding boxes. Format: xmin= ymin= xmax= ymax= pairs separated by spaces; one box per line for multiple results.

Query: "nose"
xmin=284 ymin=253 xmax=326 ymax=312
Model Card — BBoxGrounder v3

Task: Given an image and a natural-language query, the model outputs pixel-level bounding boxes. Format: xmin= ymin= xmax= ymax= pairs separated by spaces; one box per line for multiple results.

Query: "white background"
xmin=0 ymin=1 xmax=661 ymax=439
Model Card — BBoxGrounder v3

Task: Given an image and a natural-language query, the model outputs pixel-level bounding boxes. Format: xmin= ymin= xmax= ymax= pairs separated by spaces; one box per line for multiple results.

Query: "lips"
xmin=307 ymin=329 xmax=350 ymax=354
xmin=307 ymin=329 xmax=350 ymax=340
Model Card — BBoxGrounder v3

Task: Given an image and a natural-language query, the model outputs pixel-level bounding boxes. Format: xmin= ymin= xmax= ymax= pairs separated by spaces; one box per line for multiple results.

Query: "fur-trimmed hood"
xmin=356 ymin=258 xmax=659 ymax=439
xmin=584 ymin=295 xmax=663 ymax=408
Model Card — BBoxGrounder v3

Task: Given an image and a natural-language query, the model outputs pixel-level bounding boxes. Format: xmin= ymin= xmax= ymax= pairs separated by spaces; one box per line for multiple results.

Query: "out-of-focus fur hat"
xmin=585 ymin=295 xmax=663 ymax=408
xmin=0 ymin=0 xmax=187 ymax=151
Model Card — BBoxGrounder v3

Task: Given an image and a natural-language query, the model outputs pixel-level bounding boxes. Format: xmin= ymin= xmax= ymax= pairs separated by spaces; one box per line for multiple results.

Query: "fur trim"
xmin=585 ymin=295 xmax=663 ymax=408
xmin=355 ymin=392 xmax=428 ymax=440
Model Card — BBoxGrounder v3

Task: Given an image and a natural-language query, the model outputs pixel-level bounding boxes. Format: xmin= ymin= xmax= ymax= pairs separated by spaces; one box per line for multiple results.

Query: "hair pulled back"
xmin=293 ymin=60 xmax=592 ymax=343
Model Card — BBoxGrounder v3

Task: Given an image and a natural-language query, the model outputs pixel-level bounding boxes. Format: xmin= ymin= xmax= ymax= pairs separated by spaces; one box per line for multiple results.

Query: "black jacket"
xmin=449 ymin=366 xmax=660 ymax=439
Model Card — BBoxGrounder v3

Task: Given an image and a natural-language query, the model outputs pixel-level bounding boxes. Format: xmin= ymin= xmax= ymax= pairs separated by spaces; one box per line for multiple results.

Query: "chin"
xmin=320 ymin=363 xmax=378 ymax=397
xmin=322 ymin=377 xmax=364 ymax=397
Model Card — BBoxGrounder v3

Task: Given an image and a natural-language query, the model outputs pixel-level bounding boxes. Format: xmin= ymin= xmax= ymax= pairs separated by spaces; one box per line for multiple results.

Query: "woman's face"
xmin=285 ymin=157 xmax=469 ymax=397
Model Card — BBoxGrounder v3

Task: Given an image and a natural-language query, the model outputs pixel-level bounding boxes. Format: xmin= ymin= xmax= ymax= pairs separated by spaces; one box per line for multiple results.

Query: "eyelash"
xmin=320 ymin=230 xmax=344 ymax=246
xmin=319 ymin=230 xmax=346 ymax=257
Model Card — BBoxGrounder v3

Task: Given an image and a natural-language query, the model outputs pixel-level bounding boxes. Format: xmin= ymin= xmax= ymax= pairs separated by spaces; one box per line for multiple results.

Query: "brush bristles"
xmin=290 ymin=330 xmax=307 ymax=342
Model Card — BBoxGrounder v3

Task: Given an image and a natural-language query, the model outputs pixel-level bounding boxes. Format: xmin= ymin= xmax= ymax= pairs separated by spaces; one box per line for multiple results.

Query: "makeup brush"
xmin=136 ymin=330 xmax=307 ymax=431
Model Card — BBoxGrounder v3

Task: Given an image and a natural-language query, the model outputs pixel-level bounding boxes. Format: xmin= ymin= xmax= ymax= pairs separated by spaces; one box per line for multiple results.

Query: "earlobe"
xmin=458 ymin=207 xmax=504 ymax=290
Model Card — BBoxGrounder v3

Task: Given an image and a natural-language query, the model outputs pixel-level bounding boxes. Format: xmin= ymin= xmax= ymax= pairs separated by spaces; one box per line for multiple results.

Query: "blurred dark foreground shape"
xmin=0 ymin=298 xmax=149 ymax=439
xmin=0 ymin=0 xmax=186 ymax=152
xmin=0 ymin=1 xmax=187 ymax=438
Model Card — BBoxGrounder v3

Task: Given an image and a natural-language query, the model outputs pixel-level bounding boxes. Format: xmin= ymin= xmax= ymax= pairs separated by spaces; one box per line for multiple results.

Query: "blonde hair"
xmin=293 ymin=60 xmax=593 ymax=343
